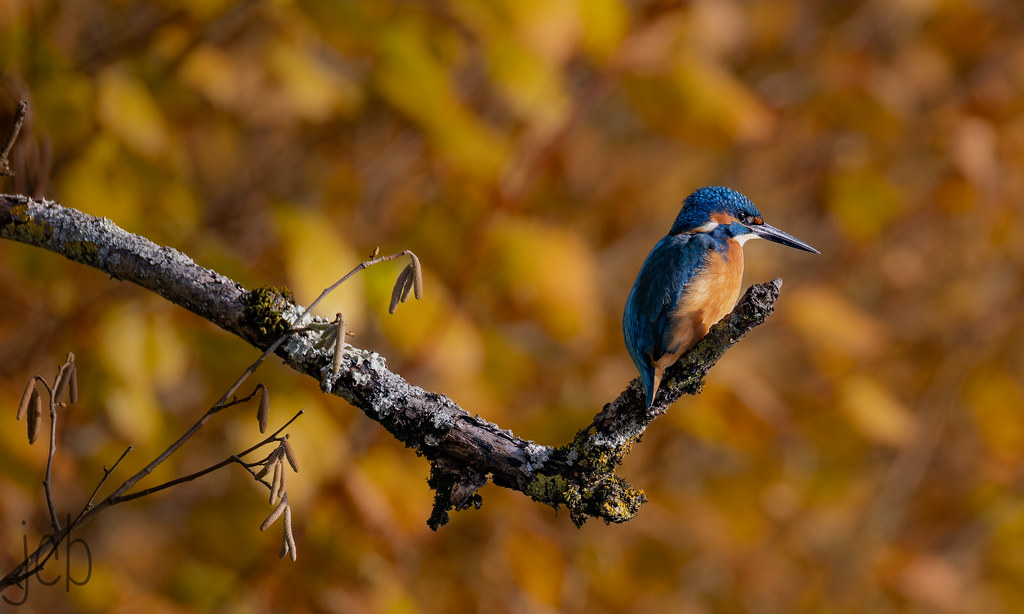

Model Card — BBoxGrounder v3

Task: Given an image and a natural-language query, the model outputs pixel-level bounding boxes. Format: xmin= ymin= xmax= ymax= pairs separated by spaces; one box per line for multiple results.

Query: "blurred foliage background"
xmin=2 ymin=0 xmax=1024 ymax=612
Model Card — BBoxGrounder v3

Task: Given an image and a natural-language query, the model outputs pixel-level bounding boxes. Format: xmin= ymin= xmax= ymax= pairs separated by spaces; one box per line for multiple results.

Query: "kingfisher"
xmin=623 ymin=186 xmax=819 ymax=408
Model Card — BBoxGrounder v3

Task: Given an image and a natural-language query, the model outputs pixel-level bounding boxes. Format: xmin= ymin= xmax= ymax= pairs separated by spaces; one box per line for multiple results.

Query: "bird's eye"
xmin=738 ymin=213 xmax=750 ymax=223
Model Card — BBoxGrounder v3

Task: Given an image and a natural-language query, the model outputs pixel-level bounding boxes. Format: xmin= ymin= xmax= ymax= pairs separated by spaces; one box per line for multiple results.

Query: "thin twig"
xmin=3 ymin=537 xmax=60 ymax=590
xmin=239 ymin=410 xmax=304 ymax=458
xmin=213 ymin=386 xmax=263 ymax=411
xmin=117 ymin=409 xmax=304 ymax=504
xmin=0 ymin=101 xmax=28 ymax=177
xmin=75 ymin=445 xmax=133 ymax=524
xmin=0 ymin=408 xmax=304 ymax=591
xmin=42 ymin=390 xmax=60 ymax=533
xmin=43 ymin=356 xmax=77 ymax=533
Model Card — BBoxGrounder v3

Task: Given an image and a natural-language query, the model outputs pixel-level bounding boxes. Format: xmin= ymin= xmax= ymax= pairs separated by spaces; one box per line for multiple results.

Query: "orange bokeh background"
xmin=3 ymin=1 xmax=1024 ymax=612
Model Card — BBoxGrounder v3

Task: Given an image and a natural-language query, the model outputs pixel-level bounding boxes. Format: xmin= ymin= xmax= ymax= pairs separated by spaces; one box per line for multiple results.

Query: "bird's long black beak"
xmin=749 ymin=223 xmax=820 ymax=254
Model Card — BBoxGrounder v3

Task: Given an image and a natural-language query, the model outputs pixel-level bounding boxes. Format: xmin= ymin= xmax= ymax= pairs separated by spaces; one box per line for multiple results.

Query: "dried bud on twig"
xmin=254 ymin=461 xmax=271 ymax=481
xmin=261 ymin=495 xmax=288 ymax=531
xmin=408 ymin=251 xmax=424 ymax=300
xmin=332 ymin=313 xmax=346 ymax=375
xmin=389 ymin=264 xmax=413 ymax=314
xmin=386 ymin=251 xmax=425 ymax=314
xmin=400 ymin=267 xmax=414 ymax=304
xmin=69 ymin=364 xmax=78 ymax=404
xmin=27 ymin=387 xmax=42 ymax=444
xmin=282 ymin=436 xmax=299 ymax=473
xmin=53 ymin=364 xmax=72 ymax=404
xmin=270 ymin=458 xmax=284 ymax=504
xmin=16 ymin=378 xmax=35 ymax=421
xmin=312 ymin=325 xmax=338 ymax=349
xmin=256 ymin=383 xmax=270 ymax=434
xmin=282 ymin=504 xmax=297 ymax=561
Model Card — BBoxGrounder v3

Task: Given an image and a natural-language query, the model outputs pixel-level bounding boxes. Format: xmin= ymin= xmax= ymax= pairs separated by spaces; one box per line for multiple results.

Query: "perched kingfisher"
xmin=623 ymin=186 xmax=819 ymax=408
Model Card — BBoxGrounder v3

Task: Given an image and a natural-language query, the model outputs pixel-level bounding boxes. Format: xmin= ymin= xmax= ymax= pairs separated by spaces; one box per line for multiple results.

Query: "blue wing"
xmin=623 ymin=234 xmax=711 ymax=407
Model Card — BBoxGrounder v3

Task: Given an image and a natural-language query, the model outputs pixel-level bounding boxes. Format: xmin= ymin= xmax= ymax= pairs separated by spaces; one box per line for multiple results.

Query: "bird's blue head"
xmin=669 ymin=186 xmax=819 ymax=253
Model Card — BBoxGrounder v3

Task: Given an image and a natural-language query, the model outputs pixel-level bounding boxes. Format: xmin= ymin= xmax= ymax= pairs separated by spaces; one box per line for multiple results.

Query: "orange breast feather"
xmin=649 ymin=239 xmax=745 ymax=402
xmin=667 ymin=241 xmax=744 ymax=357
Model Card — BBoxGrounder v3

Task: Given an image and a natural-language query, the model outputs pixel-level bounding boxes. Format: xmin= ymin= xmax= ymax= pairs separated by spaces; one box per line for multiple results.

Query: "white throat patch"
xmin=688 ymin=221 xmax=719 ymax=233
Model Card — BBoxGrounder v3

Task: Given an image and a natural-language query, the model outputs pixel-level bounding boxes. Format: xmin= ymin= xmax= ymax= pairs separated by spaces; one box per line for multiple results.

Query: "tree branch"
xmin=0 ymin=194 xmax=783 ymax=528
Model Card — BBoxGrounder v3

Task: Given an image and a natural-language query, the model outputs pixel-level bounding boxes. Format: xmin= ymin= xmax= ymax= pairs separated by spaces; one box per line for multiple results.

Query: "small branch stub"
xmin=0 ymin=100 xmax=28 ymax=177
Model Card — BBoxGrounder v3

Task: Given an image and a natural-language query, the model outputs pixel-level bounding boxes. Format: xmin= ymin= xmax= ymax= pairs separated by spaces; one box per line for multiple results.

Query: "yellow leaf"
xmin=97 ymin=69 xmax=170 ymax=159
xmin=265 ymin=39 xmax=363 ymax=122
xmin=354 ymin=446 xmax=433 ymax=531
xmin=97 ymin=305 xmax=169 ymax=443
xmin=827 ymin=169 xmax=905 ymax=242
xmin=375 ymin=18 xmax=507 ymax=181
xmin=670 ymin=380 xmax=734 ymax=443
xmin=505 ymin=532 xmax=565 ymax=608
xmin=487 ymin=220 xmax=601 ymax=348
xmin=671 ymin=54 xmax=775 ymax=143
xmin=486 ymin=36 xmax=570 ymax=135
xmin=57 ymin=136 xmax=198 ymax=240
xmin=578 ymin=0 xmax=629 ymax=61
xmin=274 ymin=205 xmax=366 ymax=323
xmin=57 ymin=135 xmax=142 ymax=226
xmin=623 ymin=45 xmax=774 ymax=145
xmin=179 ymin=44 xmax=244 ymax=109
xmin=965 ymin=369 xmax=1024 ymax=464
xmin=839 ymin=374 xmax=916 ymax=447
xmin=785 ymin=285 xmax=885 ymax=365
xmin=507 ymin=0 xmax=580 ymax=62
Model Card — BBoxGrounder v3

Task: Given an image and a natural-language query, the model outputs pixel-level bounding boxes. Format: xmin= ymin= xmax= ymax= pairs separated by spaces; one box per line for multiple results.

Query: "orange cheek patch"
xmin=710 ymin=213 xmax=736 ymax=225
